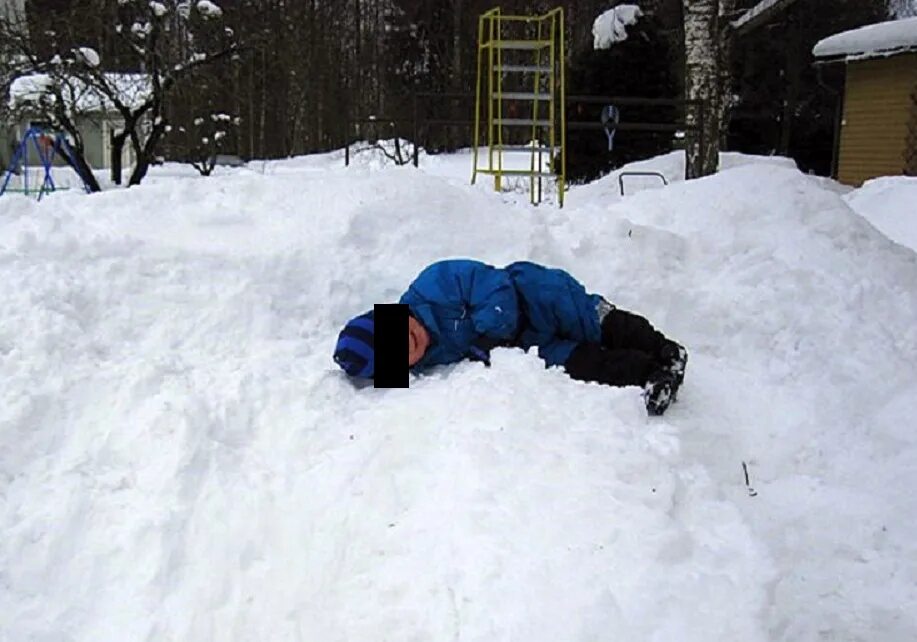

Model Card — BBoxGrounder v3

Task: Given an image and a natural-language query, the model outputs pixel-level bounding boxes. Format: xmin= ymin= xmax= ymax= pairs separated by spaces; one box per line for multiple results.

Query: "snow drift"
xmin=1 ymin=151 xmax=917 ymax=641
xmin=846 ymin=176 xmax=917 ymax=252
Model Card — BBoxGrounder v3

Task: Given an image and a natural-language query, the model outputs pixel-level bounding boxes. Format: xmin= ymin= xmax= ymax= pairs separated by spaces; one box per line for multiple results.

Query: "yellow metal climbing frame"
xmin=471 ymin=7 xmax=566 ymax=207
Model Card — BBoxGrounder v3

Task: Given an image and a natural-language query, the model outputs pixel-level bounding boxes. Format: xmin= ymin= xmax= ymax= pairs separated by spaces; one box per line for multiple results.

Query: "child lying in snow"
xmin=334 ymin=259 xmax=688 ymax=415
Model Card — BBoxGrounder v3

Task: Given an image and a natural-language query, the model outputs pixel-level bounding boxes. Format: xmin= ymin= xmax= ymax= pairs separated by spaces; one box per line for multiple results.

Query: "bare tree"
xmin=0 ymin=11 xmax=103 ymax=191
xmin=682 ymin=0 xmax=806 ymax=178
xmin=170 ymin=111 xmax=241 ymax=176
xmin=71 ymin=0 xmax=241 ymax=186
xmin=682 ymin=0 xmax=734 ymax=178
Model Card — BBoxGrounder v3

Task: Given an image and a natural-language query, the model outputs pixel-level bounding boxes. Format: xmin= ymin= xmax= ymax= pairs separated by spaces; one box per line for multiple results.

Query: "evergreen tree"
xmin=730 ymin=0 xmax=888 ymax=175
xmin=566 ymin=8 xmax=678 ymax=182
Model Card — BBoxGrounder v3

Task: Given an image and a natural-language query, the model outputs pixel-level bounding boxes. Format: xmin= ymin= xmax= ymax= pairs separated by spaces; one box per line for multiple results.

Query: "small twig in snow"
xmin=742 ymin=461 xmax=758 ymax=497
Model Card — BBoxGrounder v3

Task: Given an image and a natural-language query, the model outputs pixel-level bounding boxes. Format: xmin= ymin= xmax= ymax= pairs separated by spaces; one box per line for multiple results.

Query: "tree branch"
xmin=731 ymin=0 xmax=801 ymax=37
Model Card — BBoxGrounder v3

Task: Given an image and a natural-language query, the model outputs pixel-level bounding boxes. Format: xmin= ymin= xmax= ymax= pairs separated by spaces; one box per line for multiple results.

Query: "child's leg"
xmin=599 ymin=304 xmax=688 ymax=388
xmin=563 ymin=342 xmax=657 ymax=387
xmin=599 ymin=307 xmax=670 ymax=357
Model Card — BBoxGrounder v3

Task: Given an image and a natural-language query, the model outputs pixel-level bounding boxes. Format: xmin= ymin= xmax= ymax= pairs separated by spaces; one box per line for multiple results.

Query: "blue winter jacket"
xmin=399 ymin=260 xmax=520 ymax=371
xmin=505 ymin=261 xmax=605 ymax=367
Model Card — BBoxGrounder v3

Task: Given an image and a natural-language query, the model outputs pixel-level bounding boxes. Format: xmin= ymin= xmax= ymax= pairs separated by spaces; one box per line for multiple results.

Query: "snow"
xmin=845 ymin=176 xmax=917 ymax=251
xmin=9 ymin=73 xmax=151 ymax=112
xmin=74 ymin=47 xmax=101 ymax=67
xmin=813 ymin=16 xmax=917 ymax=59
xmin=2 ymin=149 xmax=917 ymax=640
xmin=593 ymin=4 xmax=642 ymax=49
xmin=196 ymin=0 xmax=222 ymax=18
xmin=731 ymin=0 xmax=783 ymax=32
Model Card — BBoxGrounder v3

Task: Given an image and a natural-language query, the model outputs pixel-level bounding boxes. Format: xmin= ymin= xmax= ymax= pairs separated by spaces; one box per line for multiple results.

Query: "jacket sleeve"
xmin=401 ymin=260 xmax=519 ymax=343
xmin=538 ymin=338 xmax=580 ymax=368
xmin=466 ymin=263 xmax=519 ymax=341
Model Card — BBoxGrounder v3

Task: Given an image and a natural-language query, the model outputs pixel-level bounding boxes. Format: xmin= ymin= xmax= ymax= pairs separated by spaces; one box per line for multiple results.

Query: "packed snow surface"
xmin=846 ymin=176 xmax=917 ymax=251
xmin=2 ymin=149 xmax=917 ymax=641
xmin=593 ymin=4 xmax=642 ymax=49
xmin=813 ymin=16 xmax=917 ymax=59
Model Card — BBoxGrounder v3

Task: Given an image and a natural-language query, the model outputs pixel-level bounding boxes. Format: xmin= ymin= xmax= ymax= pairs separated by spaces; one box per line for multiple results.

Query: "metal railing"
xmin=343 ymin=92 xmax=707 ymax=181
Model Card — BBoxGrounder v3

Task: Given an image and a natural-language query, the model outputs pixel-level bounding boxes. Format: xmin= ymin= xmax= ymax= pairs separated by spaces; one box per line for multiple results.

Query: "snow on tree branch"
xmin=196 ymin=0 xmax=223 ymax=19
xmin=593 ymin=5 xmax=643 ymax=49
xmin=73 ymin=47 xmax=100 ymax=67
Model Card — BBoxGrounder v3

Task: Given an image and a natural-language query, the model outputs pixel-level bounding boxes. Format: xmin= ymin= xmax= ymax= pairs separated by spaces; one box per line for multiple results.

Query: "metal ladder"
xmin=471 ymin=7 xmax=566 ymax=207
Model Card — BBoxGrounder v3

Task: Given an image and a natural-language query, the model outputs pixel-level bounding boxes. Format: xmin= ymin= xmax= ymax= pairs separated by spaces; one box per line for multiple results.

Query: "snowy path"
xmin=1 ymin=153 xmax=916 ymax=641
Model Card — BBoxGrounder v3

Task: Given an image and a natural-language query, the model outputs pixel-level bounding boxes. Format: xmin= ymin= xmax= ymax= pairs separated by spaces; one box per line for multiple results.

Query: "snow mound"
xmin=2 ymin=152 xmax=917 ymax=640
xmin=569 ymin=150 xmax=798 ymax=201
xmin=845 ymin=176 xmax=917 ymax=251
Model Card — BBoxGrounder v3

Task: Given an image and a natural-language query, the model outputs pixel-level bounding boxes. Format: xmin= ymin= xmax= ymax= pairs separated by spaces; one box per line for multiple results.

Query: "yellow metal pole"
xmin=546 ymin=13 xmax=555 ymax=207
xmin=472 ymin=12 xmax=486 ymax=185
xmin=530 ymin=19 xmax=544 ymax=205
xmin=495 ymin=10 xmax=503 ymax=193
xmin=558 ymin=7 xmax=566 ymax=208
xmin=487 ymin=11 xmax=494 ymax=179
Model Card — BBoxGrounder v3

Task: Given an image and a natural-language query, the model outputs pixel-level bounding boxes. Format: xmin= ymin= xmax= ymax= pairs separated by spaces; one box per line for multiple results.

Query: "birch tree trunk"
xmin=452 ymin=0 xmax=463 ymax=92
xmin=682 ymin=0 xmax=734 ymax=179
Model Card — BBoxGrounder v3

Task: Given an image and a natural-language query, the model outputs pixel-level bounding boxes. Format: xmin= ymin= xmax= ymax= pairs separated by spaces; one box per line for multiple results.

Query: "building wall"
xmin=5 ymin=114 xmax=134 ymax=171
xmin=838 ymin=52 xmax=917 ymax=186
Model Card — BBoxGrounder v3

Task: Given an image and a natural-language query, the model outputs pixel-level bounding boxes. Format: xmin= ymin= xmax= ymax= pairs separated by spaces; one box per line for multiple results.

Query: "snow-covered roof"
xmin=9 ymin=73 xmax=151 ymax=113
xmin=813 ymin=16 xmax=917 ymax=60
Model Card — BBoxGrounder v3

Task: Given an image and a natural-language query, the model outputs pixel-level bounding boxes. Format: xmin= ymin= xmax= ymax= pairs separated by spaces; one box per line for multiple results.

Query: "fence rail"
xmin=344 ymin=92 xmax=706 ymax=171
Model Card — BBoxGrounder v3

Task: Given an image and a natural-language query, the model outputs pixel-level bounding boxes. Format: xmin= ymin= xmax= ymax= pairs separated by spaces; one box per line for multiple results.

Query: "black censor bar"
xmin=373 ymin=303 xmax=409 ymax=389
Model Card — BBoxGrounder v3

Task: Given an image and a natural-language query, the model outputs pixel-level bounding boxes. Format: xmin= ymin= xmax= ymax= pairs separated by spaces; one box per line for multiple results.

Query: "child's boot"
xmin=644 ymin=369 xmax=677 ymax=416
xmin=660 ymin=341 xmax=688 ymax=387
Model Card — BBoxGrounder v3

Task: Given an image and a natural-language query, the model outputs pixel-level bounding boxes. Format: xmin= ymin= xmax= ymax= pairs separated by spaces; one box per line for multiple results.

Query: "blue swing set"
xmin=0 ymin=126 xmax=94 ymax=200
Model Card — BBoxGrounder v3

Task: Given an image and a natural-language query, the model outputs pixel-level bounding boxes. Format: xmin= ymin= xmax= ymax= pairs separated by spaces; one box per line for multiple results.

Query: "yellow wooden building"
xmin=813 ymin=17 xmax=917 ymax=186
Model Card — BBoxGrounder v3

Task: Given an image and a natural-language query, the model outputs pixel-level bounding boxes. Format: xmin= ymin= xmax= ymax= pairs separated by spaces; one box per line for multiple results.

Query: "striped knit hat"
xmin=333 ymin=310 xmax=375 ymax=378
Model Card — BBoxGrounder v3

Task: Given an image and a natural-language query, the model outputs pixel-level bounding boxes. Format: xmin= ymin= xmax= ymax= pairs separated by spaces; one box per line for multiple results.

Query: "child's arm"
xmin=537 ymin=339 xmax=580 ymax=368
xmin=466 ymin=263 xmax=519 ymax=342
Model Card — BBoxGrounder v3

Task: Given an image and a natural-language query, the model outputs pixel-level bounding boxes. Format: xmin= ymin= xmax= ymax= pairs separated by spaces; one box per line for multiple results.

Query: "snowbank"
xmin=845 ymin=176 xmax=917 ymax=251
xmin=813 ymin=16 xmax=917 ymax=59
xmin=2 ymin=151 xmax=917 ymax=641
xmin=568 ymin=150 xmax=798 ymax=201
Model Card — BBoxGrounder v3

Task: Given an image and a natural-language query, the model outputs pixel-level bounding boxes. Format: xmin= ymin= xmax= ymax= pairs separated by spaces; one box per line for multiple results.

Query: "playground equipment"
xmin=600 ymin=104 xmax=620 ymax=151
xmin=1 ymin=126 xmax=93 ymax=200
xmin=618 ymin=171 xmax=668 ymax=196
xmin=472 ymin=7 xmax=566 ymax=207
